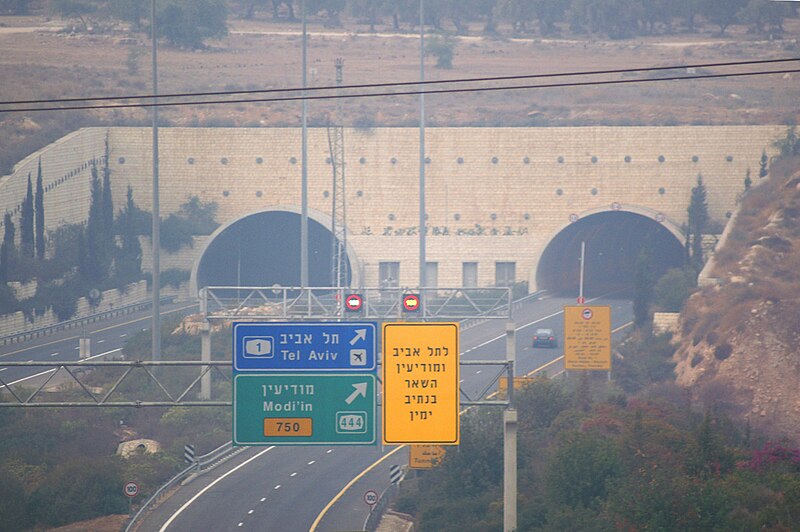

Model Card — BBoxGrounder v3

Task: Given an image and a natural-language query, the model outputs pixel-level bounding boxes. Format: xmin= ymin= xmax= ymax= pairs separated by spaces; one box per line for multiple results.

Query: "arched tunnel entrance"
xmin=536 ymin=211 xmax=685 ymax=297
xmin=194 ymin=210 xmax=352 ymax=291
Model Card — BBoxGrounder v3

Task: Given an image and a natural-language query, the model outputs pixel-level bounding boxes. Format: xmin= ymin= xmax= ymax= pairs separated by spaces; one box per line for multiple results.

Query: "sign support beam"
xmin=504 ymin=321 xmax=517 ymax=532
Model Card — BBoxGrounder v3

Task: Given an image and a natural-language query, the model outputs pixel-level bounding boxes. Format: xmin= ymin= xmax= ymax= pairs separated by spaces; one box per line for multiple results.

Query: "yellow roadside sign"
xmin=496 ymin=376 xmax=537 ymax=399
xmin=409 ymin=445 xmax=447 ymax=469
xmin=563 ymin=306 xmax=611 ymax=370
xmin=382 ymin=322 xmax=459 ymax=445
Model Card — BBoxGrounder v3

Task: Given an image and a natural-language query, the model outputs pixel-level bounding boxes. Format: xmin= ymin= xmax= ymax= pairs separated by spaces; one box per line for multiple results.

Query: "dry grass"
xmin=1 ymin=14 xmax=800 ymax=173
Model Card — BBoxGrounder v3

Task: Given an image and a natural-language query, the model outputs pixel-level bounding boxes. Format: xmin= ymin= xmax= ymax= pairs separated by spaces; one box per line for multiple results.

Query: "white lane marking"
xmin=97 ymin=339 xmax=105 ymax=344
xmin=159 ymin=446 xmax=276 ymax=532
xmin=120 ymin=334 xmax=127 ymax=338
xmin=462 ymin=293 xmax=613 ymax=357
xmin=1 ymin=348 xmax=121 ymax=390
xmin=260 ymin=497 xmax=266 ymax=502
xmin=476 ymin=370 xmax=481 ymax=374
xmin=248 ymin=510 xmax=254 ymax=515
xmin=326 ymin=449 xmax=333 ymax=454
xmin=0 ymin=368 xmax=7 ymax=372
xmin=290 ymin=472 xmax=297 ymax=477
xmin=74 ymin=346 xmax=80 ymax=350
xmin=308 ymin=460 xmax=315 ymax=465
xmin=237 ymin=523 xmax=243 ymax=527
xmin=274 ymin=484 xmax=281 ymax=490
xmin=459 ymin=379 xmax=464 ymax=383
xmin=49 ymin=352 xmax=59 ymax=357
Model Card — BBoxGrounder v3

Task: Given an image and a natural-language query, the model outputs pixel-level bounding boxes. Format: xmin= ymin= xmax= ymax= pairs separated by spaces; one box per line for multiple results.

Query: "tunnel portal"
xmin=536 ymin=211 xmax=685 ymax=297
xmin=195 ymin=210 xmax=351 ymax=291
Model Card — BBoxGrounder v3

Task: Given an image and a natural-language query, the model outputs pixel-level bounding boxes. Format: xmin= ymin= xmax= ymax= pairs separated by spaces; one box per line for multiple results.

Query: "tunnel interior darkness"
xmin=536 ymin=211 xmax=685 ymax=297
xmin=196 ymin=211 xmax=351 ymax=290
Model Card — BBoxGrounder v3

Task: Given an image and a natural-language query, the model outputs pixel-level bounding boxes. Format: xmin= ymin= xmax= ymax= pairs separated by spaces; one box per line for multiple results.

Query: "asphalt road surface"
xmin=0 ymin=300 xmax=198 ymax=392
xmin=138 ymin=293 xmax=633 ymax=532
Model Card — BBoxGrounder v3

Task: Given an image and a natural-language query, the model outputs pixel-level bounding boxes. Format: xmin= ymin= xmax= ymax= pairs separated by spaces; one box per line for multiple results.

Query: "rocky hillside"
xmin=674 ymin=155 xmax=800 ymax=439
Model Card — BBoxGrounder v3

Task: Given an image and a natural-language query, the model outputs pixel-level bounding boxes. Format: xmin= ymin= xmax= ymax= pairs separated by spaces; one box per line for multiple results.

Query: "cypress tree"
xmin=20 ymin=174 xmax=34 ymax=258
xmin=688 ymin=175 xmax=709 ymax=272
xmin=102 ymin=133 xmax=114 ymax=251
xmin=117 ymin=185 xmax=142 ymax=283
xmin=35 ymin=158 xmax=45 ymax=260
xmin=744 ymin=168 xmax=752 ymax=191
xmin=0 ymin=213 xmax=16 ymax=282
xmin=85 ymin=163 xmax=106 ymax=282
xmin=633 ymin=239 xmax=655 ymax=328
xmin=759 ymin=149 xmax=768 ymax=178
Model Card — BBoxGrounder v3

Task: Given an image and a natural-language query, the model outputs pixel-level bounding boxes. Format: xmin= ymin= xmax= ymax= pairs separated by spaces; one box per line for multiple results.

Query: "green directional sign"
xmin=233 ymin=374 xmax=376 ymax=445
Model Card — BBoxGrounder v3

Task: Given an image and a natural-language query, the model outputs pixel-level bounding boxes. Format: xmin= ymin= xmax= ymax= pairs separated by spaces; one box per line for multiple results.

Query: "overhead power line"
xmin=1 ymin=56 xmax=798 ymax=108
xmin=0 ymin=60 xmax=798 ymax=114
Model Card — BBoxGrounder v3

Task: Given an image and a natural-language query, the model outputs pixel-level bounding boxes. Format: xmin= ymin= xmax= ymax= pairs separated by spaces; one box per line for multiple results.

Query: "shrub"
xmin=425 ymin=34 xmax=456 ymax=68
xmin=160 ymin=268 xmax=190 ymax=288
xmin=714 ymin=343 xmax=733 ymax=360
xmin=27 ymin=457 xmax=127 ymax=527
xmin=653 ymin=268 xmax=696 ymax=312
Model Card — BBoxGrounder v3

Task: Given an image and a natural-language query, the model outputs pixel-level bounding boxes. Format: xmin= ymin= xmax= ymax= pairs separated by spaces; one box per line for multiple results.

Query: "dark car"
xmin=532 ymin=328 xmax=558 ymax=348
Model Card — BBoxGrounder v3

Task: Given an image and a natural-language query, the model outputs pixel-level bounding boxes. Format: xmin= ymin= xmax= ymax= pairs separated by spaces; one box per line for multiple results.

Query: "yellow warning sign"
xmin=409 ymin=445 xmax=447 ymax=469
xmin=564 ymin=306 xmax=611 ymax=370
xmin=382 ymin=322 xmax=459 ymax=445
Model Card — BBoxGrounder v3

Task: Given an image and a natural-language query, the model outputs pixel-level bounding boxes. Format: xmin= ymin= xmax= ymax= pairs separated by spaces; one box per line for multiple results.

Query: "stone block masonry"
xmin=0 ymin=126 xmax=785 ymax=290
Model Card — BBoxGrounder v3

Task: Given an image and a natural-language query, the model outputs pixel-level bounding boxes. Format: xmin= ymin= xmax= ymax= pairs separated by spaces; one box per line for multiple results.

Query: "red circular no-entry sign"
xmin=344 ymin=294 xmax=363 ymax=311
xmin=402 ymin=294 xmax=421 ymax=312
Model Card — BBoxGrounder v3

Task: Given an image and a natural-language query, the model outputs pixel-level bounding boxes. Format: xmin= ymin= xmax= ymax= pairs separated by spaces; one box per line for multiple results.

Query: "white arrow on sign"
xmin=349 ymin=329 xmax=367 ymax=345
xmin=345 ymin=382 xmax=368 ymax=405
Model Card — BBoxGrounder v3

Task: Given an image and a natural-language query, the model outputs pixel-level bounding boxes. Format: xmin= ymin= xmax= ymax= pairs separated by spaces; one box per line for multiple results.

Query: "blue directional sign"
xmin=233 ymin=322 xmax=377 ymax=372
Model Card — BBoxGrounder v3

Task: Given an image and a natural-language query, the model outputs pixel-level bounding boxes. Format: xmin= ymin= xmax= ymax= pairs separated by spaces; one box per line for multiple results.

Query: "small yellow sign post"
xmin=563 ymin=306 xmax=611 ymax=370
xmin=382 ymin=322 xmax=459 ymax=445
xmin=497 ymin=376 xmax=537 ymax=399
xmin=409 ymin=445 xmax=447 ymax=469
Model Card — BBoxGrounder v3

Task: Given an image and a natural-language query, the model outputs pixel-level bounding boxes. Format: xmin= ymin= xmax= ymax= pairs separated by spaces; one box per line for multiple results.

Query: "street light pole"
xmin=418 ymin=0 xmax=426 ymax=292
xmin=579 ymin=240 xmax=585 ymax=303
xmin=151 ymin=0 xmax=160 ymax=362
xmin=300 ymin=0 xmax=309 ymax=288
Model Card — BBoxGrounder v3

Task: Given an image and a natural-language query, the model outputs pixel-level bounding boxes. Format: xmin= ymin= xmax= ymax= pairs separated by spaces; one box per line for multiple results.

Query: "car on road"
xmin=532 ymin=328 xmax=558 ymax=348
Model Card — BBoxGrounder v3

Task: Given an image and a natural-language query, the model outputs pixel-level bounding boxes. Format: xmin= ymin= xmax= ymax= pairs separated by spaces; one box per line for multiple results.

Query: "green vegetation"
xmin=652 ymin=267 xmax=696 ymax=312
xmin=425 ymin=34 xmax=456 ymax=69
xmin=11 ymin=0 xmax=797 ymax=44
xmin=687 ymin=174 xmax=709 ymax=274
xmin=0 ymin=150 xmax=218 ymax=320
xmin=0 ymin=318 xmax=233 ymax=530
xmin=399 ymin=374 xmax=800 ymax=531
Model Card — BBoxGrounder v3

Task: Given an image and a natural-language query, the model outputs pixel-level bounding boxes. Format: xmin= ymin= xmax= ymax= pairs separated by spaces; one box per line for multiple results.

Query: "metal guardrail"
xmin=124 ymin=440 xmax=245 ymax=532
xmin=0 ymin=295 xmax=176 ymax=346
xmin=363 ymin=482 xmax=400 ymax=532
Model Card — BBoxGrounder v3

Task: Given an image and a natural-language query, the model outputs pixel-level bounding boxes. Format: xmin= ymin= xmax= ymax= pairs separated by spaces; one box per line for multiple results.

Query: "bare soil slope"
xmin=674 ymin=156 xmax=800 ymax=438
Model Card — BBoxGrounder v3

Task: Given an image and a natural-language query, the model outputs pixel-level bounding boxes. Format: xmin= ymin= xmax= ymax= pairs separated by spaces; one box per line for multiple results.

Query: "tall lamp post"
xmin=151 ymin=0 xmax=160 ymax=362
xmin=418 ymin=0 xmax=426 ymax=293
xmin=300 ymin=0 xmax=309 ymax=288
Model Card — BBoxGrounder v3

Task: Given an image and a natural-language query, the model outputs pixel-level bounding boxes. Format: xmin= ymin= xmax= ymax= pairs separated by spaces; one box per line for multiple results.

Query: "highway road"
xmin=138 ymin=293 xmax=633 ymax=532
xmin=0 ymin=300 xmax=199 ymax=391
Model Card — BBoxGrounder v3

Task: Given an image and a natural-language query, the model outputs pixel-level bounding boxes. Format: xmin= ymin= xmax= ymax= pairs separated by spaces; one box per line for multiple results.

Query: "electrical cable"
xmin=0 ymin=56 xmax=797 ymax=107
xmin=1 ymin=66 xmax=797 ymax=114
